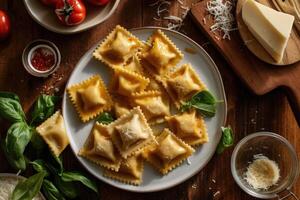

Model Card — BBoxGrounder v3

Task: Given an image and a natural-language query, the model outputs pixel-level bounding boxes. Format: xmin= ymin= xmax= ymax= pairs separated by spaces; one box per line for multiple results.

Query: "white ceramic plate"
xmin=23 ymin=0 xmax=120 ymax=34
xmin=62 ymin=27 xmax=227 ymax=192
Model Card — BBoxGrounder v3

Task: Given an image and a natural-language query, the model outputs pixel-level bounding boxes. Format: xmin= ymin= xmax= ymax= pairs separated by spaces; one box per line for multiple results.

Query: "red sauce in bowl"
xmin=30 ymin=47 xmax=55 ymax=71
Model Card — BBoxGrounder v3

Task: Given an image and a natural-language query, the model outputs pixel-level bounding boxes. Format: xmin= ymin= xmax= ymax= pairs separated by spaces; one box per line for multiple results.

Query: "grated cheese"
xmin=206 ymin=0 xmax=235 ymax=40
xmin=244 ymin=154 xmax=280 ymax=190
xmin=149 ymin=0 xmax=190 ymax=31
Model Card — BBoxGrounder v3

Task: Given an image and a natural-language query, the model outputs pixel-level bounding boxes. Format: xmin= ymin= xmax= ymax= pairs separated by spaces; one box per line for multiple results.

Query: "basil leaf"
xmin=217 ymin=126 xmax=234 ymax=154
xmin=30 ymin=160 xmax=49 ymax=176
xmin=1 ymin=141 xmax=26 ymax=170
xmin=31 ymin=95 xmax=59 ymax=125
xmin=55 ymin=175 xmax=78 ymax=199
xmin=191 ymin=90 xmax=216 ymax=105
xmin=48 ymin=151 xmax=64 ymax=175
xmin=11 ymin=171 xmax=46 ymax=200
xmin=96 ymin=112 xmax=115 ymax=125
xmin=30 ymin=128 xmax=46 ymax=154
xmin=42 ymin=180 xmax=66 ymax=200
xmin=61 ymin=171 xmax=98 ymax=194
xmin=180 ymin=90 xmax=217 ymax=118
xmin=0 ymin=92 xmax=20 ymax=102
xmin=5 ymin=122 xmax=32 ymax=160
xmin=191 ymin=102 xmax=216 ymax=117
xmin=0 ymin=97 xmax=25 ymax=123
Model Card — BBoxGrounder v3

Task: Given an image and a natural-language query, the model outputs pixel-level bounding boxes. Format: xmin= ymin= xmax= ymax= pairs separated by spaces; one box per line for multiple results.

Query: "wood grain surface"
xmin=0 ymin=0 xmax=299 ymax=200
xmin=191 ymin=0 xmax=300 ymax=125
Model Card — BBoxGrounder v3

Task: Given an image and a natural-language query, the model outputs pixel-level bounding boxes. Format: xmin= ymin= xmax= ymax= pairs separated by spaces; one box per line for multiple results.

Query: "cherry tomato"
xmin=55 ymin=0 xmax=86 ymax=26
xmin=40 ymin=0 xmax=57 ymax=7
xmin=87 ymin=0 xmax=110 ymax=6
xmin=0 ymin=10 xmax=10 ymax=40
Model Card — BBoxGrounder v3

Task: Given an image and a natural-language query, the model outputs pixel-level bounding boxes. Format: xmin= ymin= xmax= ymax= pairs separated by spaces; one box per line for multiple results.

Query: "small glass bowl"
xmin=22 ymin=39 xmax=61 ymax=77
xmin=231 ymin=132 xmax=299 ymax=199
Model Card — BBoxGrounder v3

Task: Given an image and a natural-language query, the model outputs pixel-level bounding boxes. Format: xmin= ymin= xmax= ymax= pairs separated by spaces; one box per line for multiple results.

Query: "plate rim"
xmin=62 ymin=27 xmax=227 ymax=192
xmin=22 ymin=0 xmax=120 ymax=34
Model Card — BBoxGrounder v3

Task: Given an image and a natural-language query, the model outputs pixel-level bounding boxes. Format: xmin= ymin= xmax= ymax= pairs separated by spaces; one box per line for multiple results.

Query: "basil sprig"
xmin=180 ymin=90 xmax=218 ymax=117
xmin=216 ymin=126 xmax=234 ymax=154
xmin=11 ymin=171 xmax=47 ymax=200
xmin=96 ymin=112 xmax=115 ymax=125
xmin=31 ymin=95 xmax=60 ymax=126
xmin=0 ymin=92 xmax=59 ymax=171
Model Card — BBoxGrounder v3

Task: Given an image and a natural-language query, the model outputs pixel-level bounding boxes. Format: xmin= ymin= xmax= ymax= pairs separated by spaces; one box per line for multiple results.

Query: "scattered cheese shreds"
xmin=206 ymin=0 xmax=235 ymax=40
xmin=148 ymin=0 xmax=190 ymax=31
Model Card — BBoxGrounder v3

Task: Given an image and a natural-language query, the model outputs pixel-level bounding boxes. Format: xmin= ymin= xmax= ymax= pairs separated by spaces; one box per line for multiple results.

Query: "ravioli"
xmin=36 ymin=111 xmax=69 ymax=156
xmin=110 ymin=67 xmax=150 ymax=97
xmin=130 ymin=91 xmax=170 ymax=124
xmin=143 ymin=129 xmax=194 ymax=174
xmin=93 ymin=25 xmax=143 ymax=67
xmin=103 ymin=153 xmax=144 ymax=185
xmin=107 ymin=107 xmax=156 ymax=158
xmin=122 ymin=54 xmax=144 ymax=74
xmin=67 ymin=75 xmax=113 ymax=122
xmin=79 ymin=122 xmax=121 ymax=171
xmin=166 ymin=110 xmax=208 ymax=146
xmin=164 ymin=64 xmax=206 ymax=107
xmin=142 ymin=29 xmax=183 ymax=78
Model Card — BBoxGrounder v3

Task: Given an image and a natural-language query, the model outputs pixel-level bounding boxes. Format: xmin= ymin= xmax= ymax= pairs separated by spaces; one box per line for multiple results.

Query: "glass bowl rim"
xmin=231 ymin=131 xmax=299 ymax=199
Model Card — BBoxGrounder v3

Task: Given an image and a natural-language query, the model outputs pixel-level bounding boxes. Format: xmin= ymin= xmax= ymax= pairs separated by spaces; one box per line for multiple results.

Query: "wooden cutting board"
xmin=191 ymin=0 xmax=300 ymax=125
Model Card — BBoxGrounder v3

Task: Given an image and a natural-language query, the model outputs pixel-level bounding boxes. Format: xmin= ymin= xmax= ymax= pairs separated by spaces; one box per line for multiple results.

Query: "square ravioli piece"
xmin=36 ymin=111 xmax=69 ymax=156
xmin=93 ymin=25 xmax=143 ymax=67
xmin=141 ymin=29 xmax=183 ymax=78
xmin=109 ymin=67 xmax=150 ymax=97
xmin=107 ymin=107 xmax=156 ymax=158
xmin=166 ymin=110 xmax=208 ymax=146
xmin=79 ymin=122 xmax=121 ymax=171
xmin=163 ymin=64 xmax=206 ymax=108
xmin=103 ymin=153 xmax=144 ymax=185
xmin=130 ymin=91 xmax=170 ymax=124
xmin=143 ymin=128 xmax=194 ymax=175
xmin=67 ymin=75 xmax=113 ymax=122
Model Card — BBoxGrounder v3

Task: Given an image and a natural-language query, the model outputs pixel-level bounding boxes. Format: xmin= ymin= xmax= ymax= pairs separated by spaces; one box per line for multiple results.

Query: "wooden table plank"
xmin=0 ymin=0 xmax=299 ymax=199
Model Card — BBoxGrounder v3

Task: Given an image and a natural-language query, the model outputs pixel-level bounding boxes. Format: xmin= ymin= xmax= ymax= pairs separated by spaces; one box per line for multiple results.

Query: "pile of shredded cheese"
xmin=149 ymin=0 xmax=190 ymax=31
xmin=244 ymin=154 xmax=280 ymax=190
xmin=206 ymin=0 xmax=235 ymax=40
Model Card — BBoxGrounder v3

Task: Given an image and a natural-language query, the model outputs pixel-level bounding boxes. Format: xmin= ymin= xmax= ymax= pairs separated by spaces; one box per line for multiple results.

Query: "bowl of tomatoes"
xmin=23 ymin=0 xmax=120 ymax=34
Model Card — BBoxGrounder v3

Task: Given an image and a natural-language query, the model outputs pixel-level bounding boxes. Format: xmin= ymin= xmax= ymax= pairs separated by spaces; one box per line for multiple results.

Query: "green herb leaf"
xmin=180 ymin=90 xmax=218 ymax=117
xmin=30 ymin=128 xmax=46 ymax=154
xmin=42 ymin=180 xmax=66 ymax=200
xmin=61 ymin=171 xmax=98 ymax=194
xmin=217 ymin=126 xmax=234 ymax=154
xmin=11 ymin=171 xmax=46 ymax=200
xmin=54 ymin=175 xmax=78 ymax=199
xmin=48 ymin=151 xmax=64 ymax=175
xmin=0 ymin=92 xmax=20 ymax=102
xmin=96 ymin=112 xmax=115 ymax=125
xmin=31 ymin=95 xmax=59 ymax=125
xmin=0 ymin=97 xmax=25 ymax=123
xmin=30 ymin=160 xmax=49 ymax=177
xmin=5 ymin=122 xmax=32 ymax=160
xmin=1 ymin=141 xmax=26 ymax=170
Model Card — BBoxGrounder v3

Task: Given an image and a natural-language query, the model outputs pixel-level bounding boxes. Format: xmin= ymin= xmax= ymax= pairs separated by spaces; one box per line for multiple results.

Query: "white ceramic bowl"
xmin=23 ymin=0 xmax=120 ymax=34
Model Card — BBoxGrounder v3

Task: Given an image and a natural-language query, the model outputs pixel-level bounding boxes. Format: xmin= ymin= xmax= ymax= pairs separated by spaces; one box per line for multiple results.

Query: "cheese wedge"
xmin=242 ymin=0 xmax=295 ymax=63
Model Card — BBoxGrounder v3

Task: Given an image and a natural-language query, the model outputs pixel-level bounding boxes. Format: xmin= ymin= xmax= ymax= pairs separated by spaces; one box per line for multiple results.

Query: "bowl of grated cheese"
xmin=231 ymin=132 xmax=299 ymax=199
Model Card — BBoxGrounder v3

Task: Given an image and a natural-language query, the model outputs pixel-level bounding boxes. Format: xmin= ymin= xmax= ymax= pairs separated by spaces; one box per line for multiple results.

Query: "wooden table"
xmin=0 ymin=0 xmax=299 ymax=199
